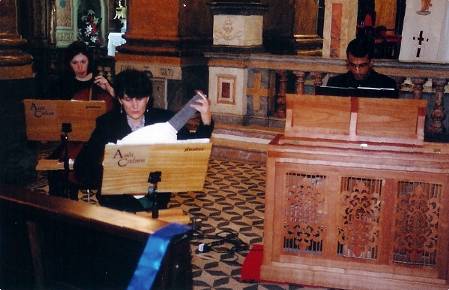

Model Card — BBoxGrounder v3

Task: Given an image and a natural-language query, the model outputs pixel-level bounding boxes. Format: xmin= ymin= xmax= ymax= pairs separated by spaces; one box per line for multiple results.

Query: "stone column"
xmin=294 ymin=71 xmax=306 ymax=94
xmin=411 ymin=78 xmax=426 ymax=100
xmin=428 ymin=79 xmax=448 ymax=134
xmin=116 ymin=0 xmax=212 ymax=111
xmin=293 ymin=0 xmax=323 ymax=56
xmin=0 ymin=0 xmax=36 ymax=184
xmin=322 ymin=0 xmax=358 ymax=58
xmin=0 ymin=0 xmax=33 ymax=80
xmin=274 ymin=70 xmax=288 ymax=119
xmin=207 ymin=1 xmax=269 ymax=125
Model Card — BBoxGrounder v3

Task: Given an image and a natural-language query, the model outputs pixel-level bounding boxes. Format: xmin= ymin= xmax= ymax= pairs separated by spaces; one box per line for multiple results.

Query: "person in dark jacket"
xmin=47 ymin=41 xmax=116 ymax=200
xmin=327 ymin=37 xmax=397 ymax=91
xmin=47 ymin=40 xmax=116 ymax=108
xmin=74 ymin=69 xmax=213 ymax=212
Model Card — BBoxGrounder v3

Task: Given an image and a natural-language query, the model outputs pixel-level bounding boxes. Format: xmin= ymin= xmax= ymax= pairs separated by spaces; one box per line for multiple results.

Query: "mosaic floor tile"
xmin=28 ymin=155 xmax=330 ymax=290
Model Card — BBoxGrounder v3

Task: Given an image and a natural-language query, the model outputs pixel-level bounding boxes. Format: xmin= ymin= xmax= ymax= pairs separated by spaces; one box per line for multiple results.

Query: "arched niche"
xmin=55 ymin=0 xmax=108 ymax=47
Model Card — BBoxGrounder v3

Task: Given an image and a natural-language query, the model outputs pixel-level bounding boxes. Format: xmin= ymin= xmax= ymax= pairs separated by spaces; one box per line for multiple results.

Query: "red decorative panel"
xmin=283 ymin=172 xmax=326 ymax=254
xmin=338 ymin=177 xmax=382 ymax=259
xmin=393 ymin=181 xmax=441 ymax=266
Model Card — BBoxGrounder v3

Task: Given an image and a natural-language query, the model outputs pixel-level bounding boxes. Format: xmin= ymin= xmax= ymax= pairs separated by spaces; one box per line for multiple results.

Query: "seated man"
xmin=327 ymin=37 xmax=397 ymax=91
xmin=74 ymin=69 xmax=213 ymax=212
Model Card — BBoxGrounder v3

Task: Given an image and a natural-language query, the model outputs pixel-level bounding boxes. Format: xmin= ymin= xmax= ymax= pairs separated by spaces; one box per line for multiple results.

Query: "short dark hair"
xmin=346 ymin=37 xmax=374 ymax=59
xmin=114 ymin=69 xmax=153 ymax=100
xmin=65 ymin=41 xmax=94 ymax=75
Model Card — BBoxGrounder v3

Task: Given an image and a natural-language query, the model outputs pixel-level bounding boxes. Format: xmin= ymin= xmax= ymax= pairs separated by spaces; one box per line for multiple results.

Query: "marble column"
xmin=0 ymin=0 xmax=36 ymax=184
xmin=428 ymin=79 xmax=448 ymax=134
xmin=322 ymin=0 xmax=358 ymax=58
xmin=115 ymin=0 xmax=212 ymax=111
xmin=0 ymin=0 xmax=33 ymax=80
xmin=293 ymin=0 xmax=323 ymax=56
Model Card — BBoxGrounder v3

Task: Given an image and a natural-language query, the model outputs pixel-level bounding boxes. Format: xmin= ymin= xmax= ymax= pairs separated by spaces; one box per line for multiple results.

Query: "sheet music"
xmin=117 ymin=122 xmax=178 ymax=145
xmin=117 ymin=93 xmax=206 ymax=145
xmin=111 ymin=136 xmax=210 ymax=145
xmin=357 ymin=86 xmax=395 ymax=91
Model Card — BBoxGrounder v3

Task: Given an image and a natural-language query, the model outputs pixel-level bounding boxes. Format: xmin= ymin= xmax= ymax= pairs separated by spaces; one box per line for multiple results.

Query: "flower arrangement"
xmin=78 ymin=9 xmax=101 ymax=46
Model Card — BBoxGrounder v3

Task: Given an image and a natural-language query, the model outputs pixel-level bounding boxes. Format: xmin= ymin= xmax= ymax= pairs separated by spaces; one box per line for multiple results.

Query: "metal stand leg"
xmin=147 ymin=171 xmax=162 ymax=219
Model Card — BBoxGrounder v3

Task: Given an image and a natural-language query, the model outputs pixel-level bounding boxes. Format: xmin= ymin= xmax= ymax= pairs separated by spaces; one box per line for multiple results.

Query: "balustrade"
xmin=206 ymin=52 xmax=449 ymax=139
xmin=429 ymin=79 xmax=449 ymax=134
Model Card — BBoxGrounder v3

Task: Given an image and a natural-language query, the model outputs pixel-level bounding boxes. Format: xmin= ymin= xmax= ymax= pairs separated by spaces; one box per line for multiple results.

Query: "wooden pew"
xmin=0 ymin=186 xmax=192 ymax=290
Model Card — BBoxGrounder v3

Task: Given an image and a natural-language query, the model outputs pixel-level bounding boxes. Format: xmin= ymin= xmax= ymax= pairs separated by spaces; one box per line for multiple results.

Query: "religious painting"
xmin=56 ymin=0 xmax=72 ymax=28
xmin=217 ymin=75 xmax=236 ymax=105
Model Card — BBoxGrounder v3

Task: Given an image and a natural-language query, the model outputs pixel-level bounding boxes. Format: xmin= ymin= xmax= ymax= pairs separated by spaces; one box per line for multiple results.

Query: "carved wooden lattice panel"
xmin=337 ymin=177 xmax=382 ymax=259
xmin=393 ymin=181 xmax=441 ymax=266
xmin=283 ymin=172 xmax=326 ymax=254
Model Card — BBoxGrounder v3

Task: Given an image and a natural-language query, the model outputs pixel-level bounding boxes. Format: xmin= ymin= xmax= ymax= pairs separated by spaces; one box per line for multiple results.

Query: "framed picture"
xmin=56 ymin=0 xmax=73 ymax=28
xmin=217 ymin=75 xmax=236 ymax=105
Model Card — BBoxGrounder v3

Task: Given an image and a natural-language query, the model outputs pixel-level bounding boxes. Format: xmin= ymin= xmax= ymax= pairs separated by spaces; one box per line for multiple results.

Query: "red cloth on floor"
xmin=240 ymin=244 xmax=263 ymax=282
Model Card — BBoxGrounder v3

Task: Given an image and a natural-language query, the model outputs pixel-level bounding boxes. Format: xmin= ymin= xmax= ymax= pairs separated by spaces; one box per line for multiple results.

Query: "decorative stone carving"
xmin=209 ymin=1 xmax=267 ymax=48
xmin=209 ymin=66 xmax=247 ymax=119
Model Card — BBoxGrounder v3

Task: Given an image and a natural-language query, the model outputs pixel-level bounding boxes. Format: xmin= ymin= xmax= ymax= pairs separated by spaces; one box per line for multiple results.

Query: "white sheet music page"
xmin=115 ymin=122 xmax=210 ymax=145
xmin=117 ymin=122 xmax=178 ymax=145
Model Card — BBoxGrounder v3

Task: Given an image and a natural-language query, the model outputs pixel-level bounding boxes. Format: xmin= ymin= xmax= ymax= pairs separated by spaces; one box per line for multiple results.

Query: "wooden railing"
xmin=0 ymin=185 xmax=192 ymax=290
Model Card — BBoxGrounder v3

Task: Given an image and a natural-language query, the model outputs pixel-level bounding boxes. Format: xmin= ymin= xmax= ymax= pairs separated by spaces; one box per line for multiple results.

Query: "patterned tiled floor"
xmin=28 ymin=152 xmax=329 ymax=290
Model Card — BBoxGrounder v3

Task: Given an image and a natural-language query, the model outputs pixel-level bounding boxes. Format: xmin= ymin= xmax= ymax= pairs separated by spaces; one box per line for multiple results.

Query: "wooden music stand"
xmin=24 ymin=99 xmax=107 ymax=171
xmin=24 ymin=99 xmax=107 ymax=142
xmin=101 ymin=141 xmax=212 ymax=220
xmin=24 ymin=99 xmax=107 ymax=199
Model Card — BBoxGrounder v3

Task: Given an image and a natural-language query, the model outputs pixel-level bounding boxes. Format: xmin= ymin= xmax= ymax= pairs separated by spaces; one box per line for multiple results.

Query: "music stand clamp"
xmin=147 ymin=171 xmax=162 ymax=219
xmin=61 ymin=123 xmax=72 ymax=199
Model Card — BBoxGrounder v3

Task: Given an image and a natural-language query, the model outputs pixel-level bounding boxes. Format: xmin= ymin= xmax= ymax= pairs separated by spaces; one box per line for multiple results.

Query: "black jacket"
xmin=327 ymin=70 xmax=397 ymax=90
xmin=74 ymin=107 xmax=213 ymax=189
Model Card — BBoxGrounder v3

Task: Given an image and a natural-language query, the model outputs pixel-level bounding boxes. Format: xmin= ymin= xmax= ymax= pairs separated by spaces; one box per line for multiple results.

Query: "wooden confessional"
xmin=262 ymin=94 xmax=449 ymax=290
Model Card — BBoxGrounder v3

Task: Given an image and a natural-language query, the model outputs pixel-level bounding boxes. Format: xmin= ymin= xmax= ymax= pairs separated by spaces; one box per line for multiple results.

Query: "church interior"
xmin=1 ymin=0 xmax=449 ymax=289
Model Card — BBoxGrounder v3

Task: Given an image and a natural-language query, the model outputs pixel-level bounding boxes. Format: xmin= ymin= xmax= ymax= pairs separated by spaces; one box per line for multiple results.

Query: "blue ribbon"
xmin=127 ymin=223 xmax=190 ymax=290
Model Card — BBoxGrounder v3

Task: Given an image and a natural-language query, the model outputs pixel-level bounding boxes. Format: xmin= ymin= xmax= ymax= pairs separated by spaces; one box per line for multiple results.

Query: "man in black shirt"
xmin=327 ymin=37 xmax=397 ymax=90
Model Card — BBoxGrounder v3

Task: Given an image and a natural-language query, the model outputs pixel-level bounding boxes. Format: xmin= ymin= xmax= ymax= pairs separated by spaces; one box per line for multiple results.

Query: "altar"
xmin=261 ymin=94 xmax=449 ymax=289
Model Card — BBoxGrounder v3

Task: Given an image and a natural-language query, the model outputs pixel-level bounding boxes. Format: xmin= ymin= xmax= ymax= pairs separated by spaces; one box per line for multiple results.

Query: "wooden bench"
xmin=0 ymin=186 xmax=192 ymax=290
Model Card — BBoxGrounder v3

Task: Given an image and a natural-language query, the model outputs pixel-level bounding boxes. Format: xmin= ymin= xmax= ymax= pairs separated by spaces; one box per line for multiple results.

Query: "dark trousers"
xmin=47 ymin=170 xmax=79 ymax=200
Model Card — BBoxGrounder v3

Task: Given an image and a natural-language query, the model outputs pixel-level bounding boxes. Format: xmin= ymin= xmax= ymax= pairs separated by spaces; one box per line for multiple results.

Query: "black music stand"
xmin=147 ymin=171 xmax=162 ymax=218
xmin=60 ymin=122 xmax=72 ymax=199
